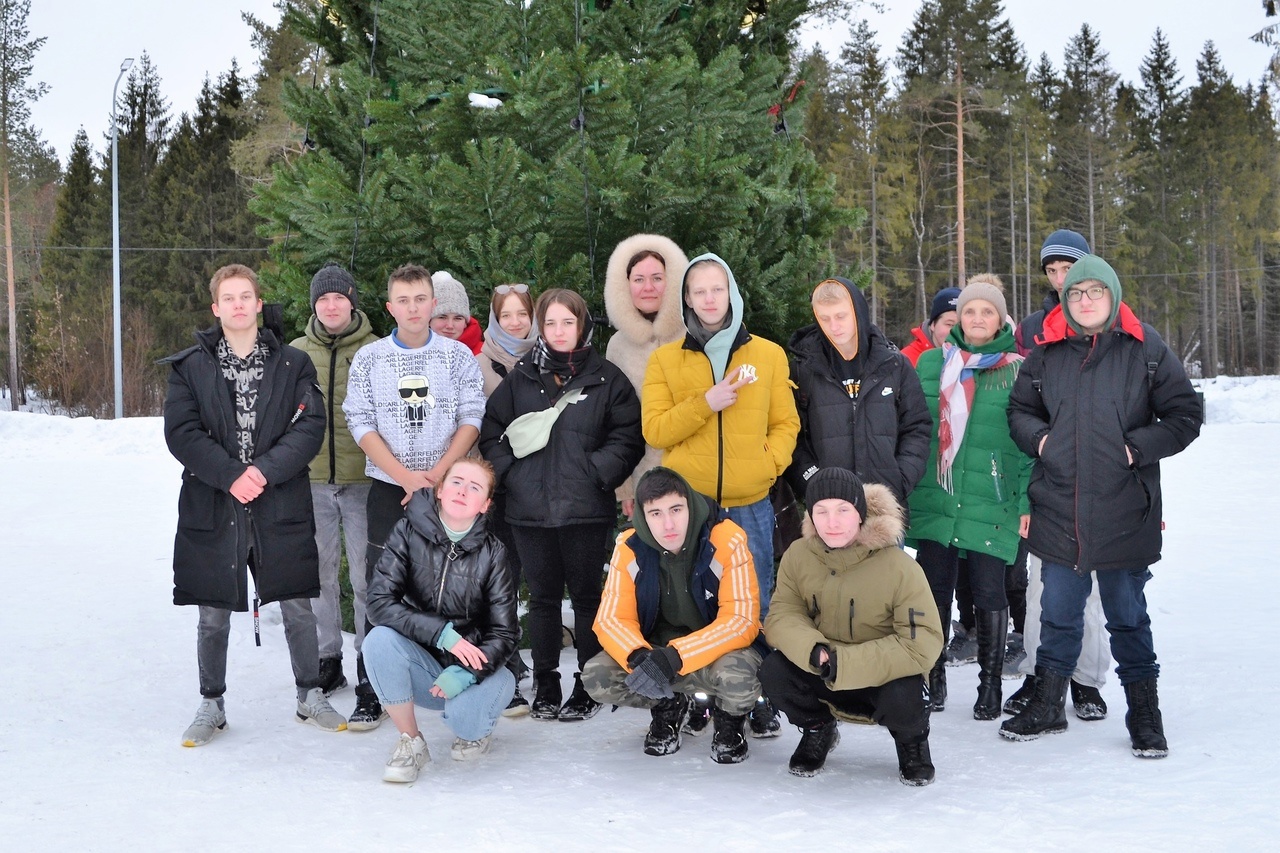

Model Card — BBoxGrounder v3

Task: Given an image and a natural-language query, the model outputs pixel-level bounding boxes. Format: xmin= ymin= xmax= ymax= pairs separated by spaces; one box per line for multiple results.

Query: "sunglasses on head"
xmin=495 ymin=284 xmax=529 ymax=295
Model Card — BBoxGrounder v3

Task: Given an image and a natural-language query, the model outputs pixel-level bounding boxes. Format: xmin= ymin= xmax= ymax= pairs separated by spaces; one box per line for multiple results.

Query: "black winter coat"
xmin=480 ymin=347 xmax=644 ymax=527
xmin=366 ymin=491 xmax=517 ymax=679
xmin=161 ymin=327 xmax=325 ymax=610
xmin=1007 ymin=305 xmax=1202 ymax=573
xmin=785 ymin=286 xmax=932 ymax=509
xmin=1014 ymin=291 xmax=1059 ymax=356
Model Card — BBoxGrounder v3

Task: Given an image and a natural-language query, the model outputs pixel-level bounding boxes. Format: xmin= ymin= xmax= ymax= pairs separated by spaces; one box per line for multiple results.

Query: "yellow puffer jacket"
xmin=642 ymin=333 xmax=799 ymax=507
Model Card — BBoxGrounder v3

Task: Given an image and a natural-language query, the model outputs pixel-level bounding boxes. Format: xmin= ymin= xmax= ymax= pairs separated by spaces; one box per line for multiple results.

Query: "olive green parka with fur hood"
xmin=764 ymin=483 xmax=944 ymax=693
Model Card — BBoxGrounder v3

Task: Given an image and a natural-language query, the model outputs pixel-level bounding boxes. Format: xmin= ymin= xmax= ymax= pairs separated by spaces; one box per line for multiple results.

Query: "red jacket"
xmin=458 ymin=316 xmax=483 ymax=355
xmin=900 ymin=326 xmax=932 ymax=367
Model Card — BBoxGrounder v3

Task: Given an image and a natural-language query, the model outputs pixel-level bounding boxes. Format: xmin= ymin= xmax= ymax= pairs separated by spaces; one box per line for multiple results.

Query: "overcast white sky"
xmin=28 ymin=1 xmax=1277 ymax=167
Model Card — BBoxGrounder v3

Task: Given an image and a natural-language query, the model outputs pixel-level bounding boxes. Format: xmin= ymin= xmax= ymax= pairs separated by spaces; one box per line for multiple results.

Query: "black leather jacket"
xmin=367 ymin=491 xmax=518 ymax=678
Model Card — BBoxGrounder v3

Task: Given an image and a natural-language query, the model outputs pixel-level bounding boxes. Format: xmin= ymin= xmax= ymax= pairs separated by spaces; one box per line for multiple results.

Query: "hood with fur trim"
xmin=801 ymin=482 xmax=903 ymax=552
xmin=604 ymin=233 xmax=689 ymax=357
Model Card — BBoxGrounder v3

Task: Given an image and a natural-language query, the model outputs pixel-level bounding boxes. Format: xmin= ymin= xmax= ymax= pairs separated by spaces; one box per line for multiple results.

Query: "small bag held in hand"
xmin=502 ymin=388 xmax=586 ymax=458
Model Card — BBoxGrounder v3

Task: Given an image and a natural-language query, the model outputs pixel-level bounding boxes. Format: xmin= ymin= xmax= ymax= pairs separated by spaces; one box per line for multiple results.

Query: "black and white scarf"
xmin=216 ymin=334 xmax=269 ymax=464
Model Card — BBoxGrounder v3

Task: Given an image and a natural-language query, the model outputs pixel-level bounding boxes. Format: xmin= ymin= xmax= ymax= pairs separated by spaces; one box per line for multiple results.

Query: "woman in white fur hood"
xmin=603 ymin=233 xmax=689 ymax=514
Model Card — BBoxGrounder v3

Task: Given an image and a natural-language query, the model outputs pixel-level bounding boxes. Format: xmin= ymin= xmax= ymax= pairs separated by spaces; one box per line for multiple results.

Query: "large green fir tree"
xmin=252 ymin=0 xmax=846 ymax=342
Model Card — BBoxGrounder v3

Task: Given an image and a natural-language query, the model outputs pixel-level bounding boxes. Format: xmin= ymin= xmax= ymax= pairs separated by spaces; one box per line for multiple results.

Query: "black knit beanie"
xmin=310 ymin=263 xmax=359 ymax=312
xmin=805 ymin=467 xmax=868 ymax=522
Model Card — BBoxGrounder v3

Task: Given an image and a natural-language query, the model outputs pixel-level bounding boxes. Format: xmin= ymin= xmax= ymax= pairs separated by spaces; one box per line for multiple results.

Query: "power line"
xmin=9 ymin=245 xmax=270 ymax=253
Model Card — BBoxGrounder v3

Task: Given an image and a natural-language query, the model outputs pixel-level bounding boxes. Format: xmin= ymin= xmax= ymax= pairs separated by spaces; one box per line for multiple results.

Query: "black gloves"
xmin=810 ymin=643 xmax=837 ymax=682
xmin=624 ymin=645 xmax=683 ymax=700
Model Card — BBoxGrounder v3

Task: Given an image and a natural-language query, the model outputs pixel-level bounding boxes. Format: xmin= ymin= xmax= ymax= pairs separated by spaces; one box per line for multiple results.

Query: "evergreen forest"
xmin=5 ymin=0 xmax=1280 ymax=415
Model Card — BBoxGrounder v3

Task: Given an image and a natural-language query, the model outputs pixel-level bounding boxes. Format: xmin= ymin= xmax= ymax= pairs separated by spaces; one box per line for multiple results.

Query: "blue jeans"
xmin=363 ymin=626 xmax=515 ymax=741
xmin=1037 ymin=562 xmax=1158 ymax=686
xmin=726 ymin=496 xmax=776 ymax=619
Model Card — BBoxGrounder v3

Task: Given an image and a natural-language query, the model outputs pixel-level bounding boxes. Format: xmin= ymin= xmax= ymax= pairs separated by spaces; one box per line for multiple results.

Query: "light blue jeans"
xmin=363 ymin=626 xmax=515 ymax=741
xmin=726 ymin=496 xmax=776 ymax=619
xmin=311 ymin=482 xmax=371 ymax=659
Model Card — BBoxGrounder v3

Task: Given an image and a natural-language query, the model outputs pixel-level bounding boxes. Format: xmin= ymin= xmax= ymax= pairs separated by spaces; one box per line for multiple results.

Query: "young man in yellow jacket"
xmin=583 ymin=467 xmax=763 ymax=763
xmin=642 ymin=254 xmax=798 ymax=735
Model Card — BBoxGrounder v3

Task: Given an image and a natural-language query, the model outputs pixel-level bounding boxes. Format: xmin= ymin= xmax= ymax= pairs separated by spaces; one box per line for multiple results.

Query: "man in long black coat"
xmin=162 ymin=264 xmax=346 ymax=746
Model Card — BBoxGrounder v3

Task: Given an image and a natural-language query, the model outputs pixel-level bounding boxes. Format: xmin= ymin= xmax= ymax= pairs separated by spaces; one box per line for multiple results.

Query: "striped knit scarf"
xmin=936 ymin=342 xmax=1021 ymax=494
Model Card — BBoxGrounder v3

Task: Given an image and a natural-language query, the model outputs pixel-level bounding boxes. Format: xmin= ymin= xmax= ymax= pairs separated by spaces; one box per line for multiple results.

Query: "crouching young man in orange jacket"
xmin=582 ymin=466 xmax=764 ymax=763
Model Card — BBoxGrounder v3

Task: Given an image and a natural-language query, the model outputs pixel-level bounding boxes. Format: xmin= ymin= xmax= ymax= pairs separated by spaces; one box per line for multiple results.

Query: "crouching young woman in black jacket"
xmin=363 ymin=458 xmax=518 ymax=781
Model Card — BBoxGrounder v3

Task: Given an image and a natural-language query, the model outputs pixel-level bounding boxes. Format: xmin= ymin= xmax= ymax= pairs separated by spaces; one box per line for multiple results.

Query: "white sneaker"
xmin=384 ymin=732 xmax=431 ymax=782
xmin=296 ymin=687 xmax=348 ymax=732
xmin=450 ymin=734 xmax=493 ymax=761
xmin=181 ymin=698 xmax=227 ymax=747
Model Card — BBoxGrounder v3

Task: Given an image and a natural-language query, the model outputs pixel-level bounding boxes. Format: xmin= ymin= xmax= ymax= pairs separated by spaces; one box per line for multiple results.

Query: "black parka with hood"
xmin=161 ymin=326 xmax=325 ymax=610
xmin=785 ymin=277 xmax=932 ymax=509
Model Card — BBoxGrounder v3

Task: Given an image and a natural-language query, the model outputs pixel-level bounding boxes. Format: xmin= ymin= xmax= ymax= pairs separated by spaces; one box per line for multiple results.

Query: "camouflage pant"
xmin=581 ymin=648 xmax=762 ymax=716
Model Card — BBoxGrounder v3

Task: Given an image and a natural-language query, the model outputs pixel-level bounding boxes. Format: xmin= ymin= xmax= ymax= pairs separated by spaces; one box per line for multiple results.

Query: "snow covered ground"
xmin=2 ymin=378 xmax=1277 ymax=851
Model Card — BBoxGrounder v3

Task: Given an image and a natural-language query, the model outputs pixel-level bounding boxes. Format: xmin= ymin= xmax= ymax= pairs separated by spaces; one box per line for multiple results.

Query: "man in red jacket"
xmin=901 ymin=287 xmax=960 ymax=368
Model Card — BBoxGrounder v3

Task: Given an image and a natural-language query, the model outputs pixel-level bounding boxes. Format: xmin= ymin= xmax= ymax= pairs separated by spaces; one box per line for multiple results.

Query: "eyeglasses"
xmin=495 ymin=284 xmax=529 ymax=295
xmin=1065 ymin=285 xmax=1108 ymax=303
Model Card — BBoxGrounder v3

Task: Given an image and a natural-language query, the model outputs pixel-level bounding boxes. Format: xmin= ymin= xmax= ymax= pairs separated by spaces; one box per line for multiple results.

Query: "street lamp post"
xmin=111 ymin=57 xmax=134 ymax=419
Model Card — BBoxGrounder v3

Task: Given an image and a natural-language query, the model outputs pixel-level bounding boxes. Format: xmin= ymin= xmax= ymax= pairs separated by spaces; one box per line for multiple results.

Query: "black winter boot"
xmin=1071 ymin=679 xmax=1108 ymax=721
xmin=1003 ymin=674 xmax=1038 ymax=715
xmin=318 ymin=657 xmax=347 ymax=696
xmin=1124 ymin=678 xmax=1168 ymax=758
xmin=557 ymin=673 xmax=602 ymax=721
xmin=683 ymin=693 xmax=711 ymax=735
xmin=999 ymin=667 xmax=1069 ymax=741
xmin=710 ymin=706 xmax=750 ymax=764
xmin=748 ymin=697 xmax=781 ymax=738
xmin=893 ymin=729 xmax=935 ymax=786
xmin=530 ymin=672 xmax=562 ymax=720
xmin=643 ymin=694 xmax=691 ymax=756
xmin=348 ymin=658 xmax=385 ymax=731
xmin=928 ymin=656 xmax=947 ymax=712
xmin=788 ymin=719 xmax=840 ymax=777
xmin=973 ymin=608 xmax=1008 ymax=721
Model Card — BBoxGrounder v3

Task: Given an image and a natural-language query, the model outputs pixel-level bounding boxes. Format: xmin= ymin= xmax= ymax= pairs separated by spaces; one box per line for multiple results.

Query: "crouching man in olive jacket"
xmin=760 ymin=467 xmax=943 ymax=784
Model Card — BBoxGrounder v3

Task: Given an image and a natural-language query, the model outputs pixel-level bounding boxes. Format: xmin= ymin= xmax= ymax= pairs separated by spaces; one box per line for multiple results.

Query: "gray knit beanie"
xmin=310 ymin=263 xmax=358 ymax=312
xmin=430 ymin=270 xmax=471 ymax=318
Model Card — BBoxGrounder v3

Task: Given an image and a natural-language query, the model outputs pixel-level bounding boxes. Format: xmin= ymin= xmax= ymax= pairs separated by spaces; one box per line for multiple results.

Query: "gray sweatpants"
xmin=311 ymin=482 xmax=371 ymax=660
xmin=581 ymin=648 xmax=763 ymax=716
xmin=1019 ymin=553 xmax=1111 ymax=687
xmin=197 ymin=599 xmax=321 ymax=702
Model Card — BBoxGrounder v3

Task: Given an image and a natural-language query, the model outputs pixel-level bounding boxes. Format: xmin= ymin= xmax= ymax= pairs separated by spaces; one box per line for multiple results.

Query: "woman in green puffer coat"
xmin=908 ymin=274 xmax=1031 ymax=722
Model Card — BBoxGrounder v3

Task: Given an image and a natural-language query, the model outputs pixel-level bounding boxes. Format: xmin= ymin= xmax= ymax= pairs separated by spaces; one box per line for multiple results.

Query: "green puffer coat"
xmin=907 ymin=324 xmax=1031 ymax=563
xmin=764 ymin=483 xmax=943 ymax=693
xmin=291 ymin=310 xmax=381 ymax=484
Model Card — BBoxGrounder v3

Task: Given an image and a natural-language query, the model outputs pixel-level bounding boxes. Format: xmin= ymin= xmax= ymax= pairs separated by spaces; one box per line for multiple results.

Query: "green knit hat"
xmin=1062 ymin=254 xmax=1121 ymax=336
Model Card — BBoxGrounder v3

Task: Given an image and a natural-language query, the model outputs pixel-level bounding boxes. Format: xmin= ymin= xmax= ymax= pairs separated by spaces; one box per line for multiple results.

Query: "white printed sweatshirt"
xmin=344 ymin=331 xmax=486 ymax=484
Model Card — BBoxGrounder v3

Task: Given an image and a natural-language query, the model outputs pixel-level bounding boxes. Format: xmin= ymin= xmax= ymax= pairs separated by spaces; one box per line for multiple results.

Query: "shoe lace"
xmin=391 ymin=734 xmax=418 ymax=763
xmin=1128 ymin=682 xmax=1158 ymax=728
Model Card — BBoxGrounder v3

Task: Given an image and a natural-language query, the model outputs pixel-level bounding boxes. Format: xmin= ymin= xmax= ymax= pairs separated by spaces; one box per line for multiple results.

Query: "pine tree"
xmin=1047 ymin=24 xmax=1130 ymax=253
xmin=0 ymin=0 xmax=48 ymax=407
xmin=1126 ymin=30 xmax=1191 ymax=340
xmin=29 ymin=129 xmax=113 ymax=414
xmin=252 ymin=0 xmax=846 ymax=344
